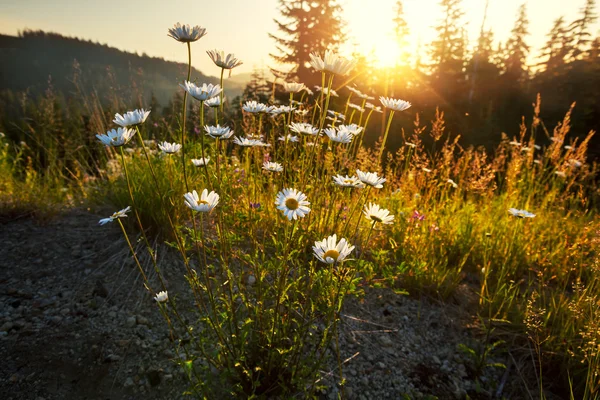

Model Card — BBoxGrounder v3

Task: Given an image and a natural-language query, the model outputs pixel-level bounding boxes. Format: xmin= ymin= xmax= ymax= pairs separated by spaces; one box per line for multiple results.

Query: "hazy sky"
xmin=0 ymin=0 xmax=598 ymax=75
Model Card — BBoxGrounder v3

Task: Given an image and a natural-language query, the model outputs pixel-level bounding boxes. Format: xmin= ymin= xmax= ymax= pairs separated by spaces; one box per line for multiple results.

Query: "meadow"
xmin=1 ymin=22 xmax=599 ymax=400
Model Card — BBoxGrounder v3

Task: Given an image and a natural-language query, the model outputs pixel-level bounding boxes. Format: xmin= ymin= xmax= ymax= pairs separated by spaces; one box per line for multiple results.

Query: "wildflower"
xmin=324 ymin=127 xmax=353 ymax=144
xmin=180 ymin=81 xmax=222 ymax=101
xmin=204 ymin=96 xmax=224 ymax=108
xmin=313 ymin=234 xmax=355 ymax=264
xmin=263 ymin=161 xmax=283 ymax=172
xmin=184 ymin=189 xmax=219 ymax=213
xmin=309 ymin=50 xmax=357 ymax=76
xmin=447 ymin=179 xmax=458 ymax=188
xmin=270 ymin=105 xmax=296 ymax=117
xmin=509 ymin=141 xmax=521 ymax=147
xmin=327 ymin=110 xmax=345 ymax=120
xmin=363 ymin=203 xmax=394 ymax=225
xmin=314 ymin=86 xmax=339 ymax=97
xmin=295 ymin=109 xmax=310 ymax=117
xmin=430 ymin=224 xmax=440 ymax=232
xmin=96 ymin=127 xmax=135 ymax=147
xmin=564 ymin=145 xmax=573 ymax=150
xmin=422 ymin=167 xmax=432 ymax=173
xmin=521 ymin=146 xmax=531 ymax=152
xmin=379 ymin=97 xmax=411 ymax=112
xmin=304 ymin=86 xmax=314 ymax=96
xmin=412 ymin=210 xmax=425 ymax=221
xmin=206 ymin=50 xmax=243 ymax=69
xmin=168 ymin=23 xmax=207 ymax=43
xmin=205 ymin=125 xmax=233 ymax=139
xmin=242 ymin=101 xmax=272 ymax=114
xmin=534 ymin=145 xmax=541 ymax=150
xmin=333 ymin=175 xmax=364 ymax=188
xmin=508 ymin=208 xmax=536 ymax=218
xmin=249 ymin=202 xmax=261 ymax=209
xmin=278 ymin=134 xmax=299 ymax=143
xmin=158 ymin=141 xmax=182 ymax=154
xmin=191 ymin=157 xmax=210 ymax=167
xmin=347 ymin=86 xmax=363 ymax=97
xmin=154 ymin=291 xmax=168 ymax=303
xmin=233 ymin=136 xmax=261 ymax=147
xmin=356 ymin=169 xmax=386 ymax=188
xmin=365 ymin=102 xmax=383 ymax=113
xmin=405 ymin=142 xmax=417 ymax=148
xmin=533 ymin=159 xmax=542 ymax=165
xmin=283 ymin=82 xmax=306 ymax=93
xmin=348 ymin=103 xmax=365 ymax=112
xmin=569 ymin=159 xmax=583 ymax=168
xmin=339 ymin=124 xmax=363 ymax=136
xmin=357 ymin=92 xmax=375 ymax=101
xmin=555 ymin=170 xmax=566 ymax=178
xmin=98 ymin=206 xmax=131 ymax=225
xmin=113 ymin=109 xmax=151 ymax=127
xmin=275 ymin=188 xmax=311 ymax=220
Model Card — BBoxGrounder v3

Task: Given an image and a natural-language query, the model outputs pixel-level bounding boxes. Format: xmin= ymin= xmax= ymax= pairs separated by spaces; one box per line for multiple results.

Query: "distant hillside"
xmin=0 ymin=30 xmax=245 ymax=105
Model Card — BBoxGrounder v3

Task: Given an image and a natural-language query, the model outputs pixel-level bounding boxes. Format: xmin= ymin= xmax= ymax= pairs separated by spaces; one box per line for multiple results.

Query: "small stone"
xmin=377 ymin=362 xmax=385 ymax=369
xmin=379 ymin=335 xmax=393 ymax=347
xmin=105 ymin=354 xmax=121 ymax=362
xmin=124 ymin=377 xmax=134 ymax=387
xmin=432 ymin=356 xmax=441 ymax=364
xmin=107 ymin=311 xmax=117 ymax=318
xmin=136 ymin=315 xmax=149 ymax=326
xmin=126 ymin=316 xmax=136 ymax=328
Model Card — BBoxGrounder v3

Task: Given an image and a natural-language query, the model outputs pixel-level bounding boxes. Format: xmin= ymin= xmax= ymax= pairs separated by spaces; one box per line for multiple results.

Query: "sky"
xmin=0 ymin=0 xmax=598 ymax=76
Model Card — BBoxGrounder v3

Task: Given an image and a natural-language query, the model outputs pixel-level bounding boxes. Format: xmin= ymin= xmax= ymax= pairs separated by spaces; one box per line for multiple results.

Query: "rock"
xmin=432 ymin=356 xmax=441 ymax=364
xmin=108 ymin=311 xmax=117 ymax=318
xmin=124 ymin=377 xmax=134 ymax=387
xmin=377 ymin=362 xmax=385 ymax=369
xmin=136 ymin=315 xmax=149 ymax=326
xmin=126 ymin=316 xmax=136 ymax=328
xmin=105 ymin=354 xmax=121 ymax=362
xmin=379 ymin=335 xmax=393 ymax=347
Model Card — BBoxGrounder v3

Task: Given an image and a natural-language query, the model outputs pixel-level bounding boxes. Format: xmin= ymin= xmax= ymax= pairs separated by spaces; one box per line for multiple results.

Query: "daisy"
xmin=294 ymin=109 xmax=310 ymax=117
xmin=357 ymin=92 xmax=375 ymax=100
xmin=289 ymin=123 xmax=319 ymax=136
xmin=204 ymin=96 xmax=224 ymax=108
xmin=569 ymin=159 xmax=583 ymax=168
xmin=564 ymin=145 xmax=573 ymax=150
xmin=184 ymin=189 xmax=219 ymax=213
xmin=326 ymin=110 xmax=345 ymax=120
xmin=180 ymin=81 xmax=222 ymax=101
xmin=363 ymin=203 xmax=394 ymax=225
xmin=233 ymin=136 xmax=261 ymax=147
xmin=206 ymin=50 xmax=243 ymax=69
xmin=313 ymin=234 xmax=355 ymax=264
xmin=154 ymin=291 xmax=169 ymax=303
xmin=113 ymin=109 xmax=151 ymax=127
xmin=315 ymin=86 xmax=339 ymax=97
xmin=356 ymin=169 xmax=386 ymax=188
xmin=205 ymin=125 xmax=233 ymax=139
xmin=555 ymin=170 xmax=566 ymax=178
xmin=309 ymin=50 xmax=357 ymax=76
xmin=275 ymin=188 xmax=311 ymax=220
xmin=98 ymin=206 xmax=131 ymax=225
xmin=270 ymin=105 xmax=296 ymax=117
xmin=167 ymin=23 xmax=207 ymax=43
xmin=447 ymin=179 xmax=458 ymax=188
xmin=508 ymin=208 xmax=536 ymax=218
xmin=158 ymin=141 xmax=182 ymax=154
xmin=405 ymin=142 xmax=417 ymax=148
xmin=242 ymin=101 xmax=272 ymax=114
xmin=263 ymin=161 xmax=283 ymax=172
xmin=96 ymin=128 xmax=135 ymax=147
xmin=365 ymin=102 xmax=383 ymax=113
xmin=324 ymin=127 xmax=353 ymax=144
xmin=278 ymin=134 xmax=299 ymax=143
xmin=338 ymin=124 xmax=363 ymax=136
xmin=379 ymin=97 xmax=412 ymax=112
xmin=348 ymin=103 xmax=365 ymax=112
xmin=346 ymin=86 xmax=364 ymax=97
xmin=191 ymin=157 xmax=210 ymax=167
xmin=332 ymin=175 xmax=364 ymax=188
xmin=283 ymin=82 xmax=306 ymax=93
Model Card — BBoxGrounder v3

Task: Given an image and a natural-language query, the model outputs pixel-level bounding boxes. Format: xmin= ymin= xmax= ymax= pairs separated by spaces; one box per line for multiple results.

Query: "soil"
xmin=0 ymin=209 xmax=523 ymax=399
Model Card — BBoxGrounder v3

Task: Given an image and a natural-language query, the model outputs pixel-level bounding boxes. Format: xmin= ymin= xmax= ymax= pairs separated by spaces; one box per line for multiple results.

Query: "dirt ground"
xmin=0 ymin=210 xmax=526 ymax=399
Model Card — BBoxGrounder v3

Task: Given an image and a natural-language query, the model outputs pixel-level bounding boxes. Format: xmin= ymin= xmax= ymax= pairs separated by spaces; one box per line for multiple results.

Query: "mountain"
xmin=0 ymin=30 xmax=246 ymax=106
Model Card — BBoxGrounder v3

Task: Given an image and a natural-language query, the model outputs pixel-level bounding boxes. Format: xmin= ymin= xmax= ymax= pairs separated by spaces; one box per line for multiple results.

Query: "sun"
xmin=371 ymin=36 xmax=404 ymax=69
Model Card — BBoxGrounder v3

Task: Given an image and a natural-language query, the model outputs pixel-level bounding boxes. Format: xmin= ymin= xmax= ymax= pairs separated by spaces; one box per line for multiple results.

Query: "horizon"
xmin=1 ymin=0 xmax=598 ymax=77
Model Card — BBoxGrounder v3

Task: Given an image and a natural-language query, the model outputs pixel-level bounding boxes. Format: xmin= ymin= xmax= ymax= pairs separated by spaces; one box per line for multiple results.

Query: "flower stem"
xmin=378 ymin=110 xmax=395 ymax=169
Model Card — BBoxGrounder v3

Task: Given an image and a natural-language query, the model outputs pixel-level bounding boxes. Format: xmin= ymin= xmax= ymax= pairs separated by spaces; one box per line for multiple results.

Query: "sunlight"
xmin=371 ymin=36 xmax=404 ymax=69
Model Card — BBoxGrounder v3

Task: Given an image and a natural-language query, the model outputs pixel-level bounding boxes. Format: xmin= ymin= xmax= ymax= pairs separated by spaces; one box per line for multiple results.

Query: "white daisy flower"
xmin=508 ymin=208 xmax=536 ymax=218
xmin=348 ymin=103 xmax=365 ymax=112
xmin=422 ymin=167 xmax=432 ymax=173
xmin=180 ymin=81 xmax=222 ymax=101
xmin=98 ymin=206 xmax=131 ymax=225
xmin=278 ymin=134 xmax=299 ymax=143
xmin=154 ymin=291 xmax=169 ymax=303
xmin=315 ymin=86 xmax=339 ymax=97
xmin=167 ymin=23 xmax=207 ymax=43
xmin=365 ymin=102 xmax=383 ymax=113
xmin=509 ymin=141 xmax=521 ymax=147
xmin=113 ymin=109 xmax=151 ymax=127
xmin=357 ymin=92 xmax=375 ymax=100
xmin=289 ymin=122 xmax=319 ymax=136
xmin=332 ymin=175 xmax=364 ymax=188
xmin=204 ymin=96 xmax=224 ymax=108
xmin=405 ymin=142 xmax=417 ymax=148
xmin=447 ymin=179 xmax=458 ymax=188
xmin=184 ymin=189 xmax=219 ymax=213
xmin=564 ymin=145 xmax=573 ymax=150
xmin=205 ymin=125 xmax=233 ymax=139
xmin=347 ymin=86 xmax=364 ymax=97
xmin=309 ymin=50 xmax=357 ymax=76
xmin=356 ymin=169 xmax=386 ymax=189
xmin=233 ymin=136 xmax=261 ymax=147
xmin=275 ymin=188 xmax=311 ymax=220
xmin=534 ymin=145 xmax=541 ymax=150
xmin=191 ymin=157 xmax=210 ymax=167
xmin=96 ymin=128 xmax=135 ymax=147
xmin=206 ymin=50 xmax=243 ymax=69
xmin=324 ymin=127 xmax=353 ymax=144
xmin=326 ymin=110 xmax=345 ymax=120
xmin=263 ymin=161 xmax=283 ymax=172
xmin=379 ymin=96 xmax=412 ymax=112
xmin=555 ymin=170 xmax=566 ymax=178
xmin=294 ymin=109 xmax=310 ymax=117
xmin=270 ymin=105 xmax=296 ymax=117
xmin=338 ymin=124 xmax=363 ymax=136
xmin=283 ymin=82 xmax=306 ymax=93
xmin=363 ymin=203 xmax=394 ymax=225
xmin=158 ymin=141 xmax=182 ymax=154
xmin=312 ymin=234 xmax=355 ymax=264
xmin=242 ymin=101 xmax=272 ymax=114
xmin=569 ymin=159 xmax=583 ymax=168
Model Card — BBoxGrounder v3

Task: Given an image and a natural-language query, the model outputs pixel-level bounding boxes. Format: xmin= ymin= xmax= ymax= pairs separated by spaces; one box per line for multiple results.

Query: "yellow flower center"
xmin=199 ymin=200 xmax=209 ymax=205
xmin=323 ymin=249 xmax=340 ymax=261
xmin=285 ymin=198 xmax=299 ymax=210
xmin=370 ymin=215 xmax=382 ymax=223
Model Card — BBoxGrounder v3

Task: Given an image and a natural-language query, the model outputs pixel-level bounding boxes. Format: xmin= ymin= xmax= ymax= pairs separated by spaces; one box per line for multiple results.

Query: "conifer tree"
xmin=568 ymin=0 xmax=598 ymax=60
xmin=504 ymin=4 xmax=530 ymax=83
xmin=429 ymin=0 xmax=467 ymax=85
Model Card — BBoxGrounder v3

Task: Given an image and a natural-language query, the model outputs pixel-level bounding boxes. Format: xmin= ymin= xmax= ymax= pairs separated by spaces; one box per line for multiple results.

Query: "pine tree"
xmin=269 ymin=0 xmax=345 ymax=85
xmin=429 ymin=0 xmax=467 ymax=83
xmin=504 ymin=4 xmax=530 ymax=83
xmin=568 ymin=0 xmax=598 ymax=60
xmin=393 ymin=1 xmax=410 ymax=65
xmin=539 ymin=17 xmax=570 ymax=72
xmin=243 ymin=68 xmax=271 ymax=103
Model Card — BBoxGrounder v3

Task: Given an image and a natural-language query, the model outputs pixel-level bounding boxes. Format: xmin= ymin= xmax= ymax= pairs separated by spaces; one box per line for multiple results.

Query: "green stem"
xmin=378 ymin=110 xmax=395 ymax=169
